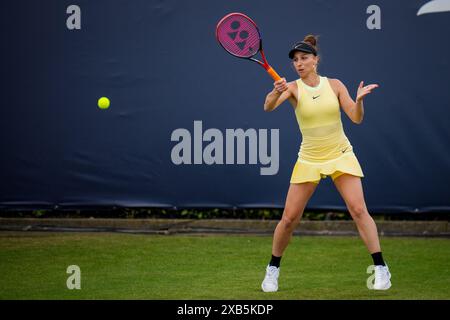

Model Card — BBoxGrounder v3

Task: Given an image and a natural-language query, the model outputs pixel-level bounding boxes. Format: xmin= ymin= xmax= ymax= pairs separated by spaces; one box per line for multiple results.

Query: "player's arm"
xmin=264 ymin=79 xmax=297 ymax=112
xmin=333 ymin=79 xmax=378 ymax=124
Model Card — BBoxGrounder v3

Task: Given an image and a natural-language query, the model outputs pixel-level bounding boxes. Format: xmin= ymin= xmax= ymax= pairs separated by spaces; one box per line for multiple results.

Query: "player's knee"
xmin=348 ymin=204 xmax=367 ymax=220
xmin=280 ymin=212 xmax=300 ymax=229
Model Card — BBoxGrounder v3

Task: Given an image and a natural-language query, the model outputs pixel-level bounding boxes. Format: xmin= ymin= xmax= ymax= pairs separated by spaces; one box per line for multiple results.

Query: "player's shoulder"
xmin=327 ymin=77 xmax=344 ymax=86
xmin=287 ymin=80 xmax=298 ymax=88
xmin=327 ymin=77 xmax=345 ymax=91
xmin=286 ymin=80 xmax=298 ymax=95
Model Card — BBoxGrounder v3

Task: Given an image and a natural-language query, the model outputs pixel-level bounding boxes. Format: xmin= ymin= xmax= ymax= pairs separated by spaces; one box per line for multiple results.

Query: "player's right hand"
xmin=274 ymin=78 xmax=288 ymax=93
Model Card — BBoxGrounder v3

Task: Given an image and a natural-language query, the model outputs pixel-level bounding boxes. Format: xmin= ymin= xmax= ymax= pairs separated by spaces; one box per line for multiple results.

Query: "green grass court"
xmin=0 ymin=231 xmax=449 ymax=300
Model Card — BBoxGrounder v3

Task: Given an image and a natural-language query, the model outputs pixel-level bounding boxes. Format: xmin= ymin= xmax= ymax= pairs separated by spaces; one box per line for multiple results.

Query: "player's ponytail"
xmin=303 ymin=34 xmax=319 ymax=53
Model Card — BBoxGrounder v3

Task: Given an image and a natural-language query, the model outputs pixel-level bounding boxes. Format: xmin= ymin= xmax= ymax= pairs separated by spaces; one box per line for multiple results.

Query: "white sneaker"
xmin=261 ymin=265 xmax=280 ymax=292
xmin=373 ymin=264 xmax=391 ymax=290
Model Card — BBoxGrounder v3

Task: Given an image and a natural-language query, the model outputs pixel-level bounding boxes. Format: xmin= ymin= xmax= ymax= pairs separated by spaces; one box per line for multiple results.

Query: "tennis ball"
xmin=98 ymin=97 xmax=110 ymax=109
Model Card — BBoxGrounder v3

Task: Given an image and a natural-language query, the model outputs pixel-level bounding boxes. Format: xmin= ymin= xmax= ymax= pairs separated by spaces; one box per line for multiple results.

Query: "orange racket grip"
xmin=266 ymin=66 xmax=282 ymax=81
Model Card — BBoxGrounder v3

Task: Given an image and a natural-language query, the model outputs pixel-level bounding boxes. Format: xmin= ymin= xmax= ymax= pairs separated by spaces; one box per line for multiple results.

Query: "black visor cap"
xmin=288 ymin=42 xmax=317 ymax=59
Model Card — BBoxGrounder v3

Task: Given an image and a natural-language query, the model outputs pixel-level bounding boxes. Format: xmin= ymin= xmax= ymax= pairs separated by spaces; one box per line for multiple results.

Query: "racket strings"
xmin=216 ymin=15 xmax=260 ymax=58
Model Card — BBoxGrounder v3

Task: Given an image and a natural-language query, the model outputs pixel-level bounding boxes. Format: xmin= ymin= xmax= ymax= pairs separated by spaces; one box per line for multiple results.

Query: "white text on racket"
xmin=171 ymin=121 xmax=279 ymax=175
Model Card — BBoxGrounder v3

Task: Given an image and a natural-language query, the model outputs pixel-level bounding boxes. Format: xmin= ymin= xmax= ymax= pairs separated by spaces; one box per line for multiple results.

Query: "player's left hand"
xmin=356 ymin=81 xmax=379 ymax=102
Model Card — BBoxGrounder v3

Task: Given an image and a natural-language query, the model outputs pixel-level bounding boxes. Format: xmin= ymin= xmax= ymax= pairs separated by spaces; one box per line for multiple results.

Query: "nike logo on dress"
xmin=312 ymin=95 xmax=320 ymax=99
xmin=342 ymin=147 xmax=348 ymax=153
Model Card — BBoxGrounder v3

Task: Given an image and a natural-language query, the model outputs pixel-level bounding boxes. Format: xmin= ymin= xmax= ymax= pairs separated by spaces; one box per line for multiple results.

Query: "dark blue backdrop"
xmin=1 ymin=0 xmax=449 ymax=213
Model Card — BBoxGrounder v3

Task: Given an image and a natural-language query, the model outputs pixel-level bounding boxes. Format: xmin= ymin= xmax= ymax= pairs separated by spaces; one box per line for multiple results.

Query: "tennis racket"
xmin=216 ymin=12 xmax=282 ymax=81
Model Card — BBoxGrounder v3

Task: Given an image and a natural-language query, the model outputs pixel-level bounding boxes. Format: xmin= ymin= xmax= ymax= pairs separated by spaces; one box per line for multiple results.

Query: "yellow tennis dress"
xmin=290 ymin=76 xmax=364 ymax=184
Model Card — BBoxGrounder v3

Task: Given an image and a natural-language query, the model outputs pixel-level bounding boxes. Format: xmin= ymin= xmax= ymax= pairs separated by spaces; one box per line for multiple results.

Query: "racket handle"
xmin=266 ymin=66 xmax=282 ymax=81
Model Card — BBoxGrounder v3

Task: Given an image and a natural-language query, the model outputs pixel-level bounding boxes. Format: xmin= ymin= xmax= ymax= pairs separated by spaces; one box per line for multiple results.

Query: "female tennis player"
xmin=261 ymin=35 xmax=391 ymax=292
